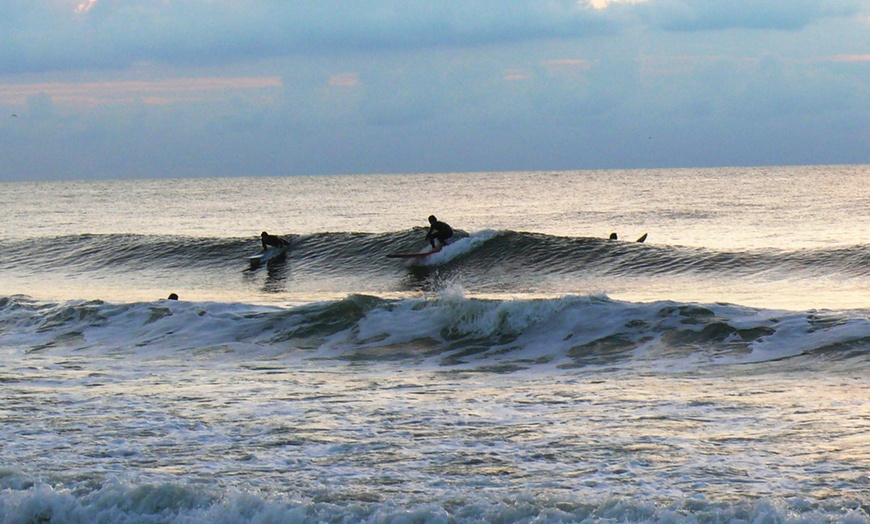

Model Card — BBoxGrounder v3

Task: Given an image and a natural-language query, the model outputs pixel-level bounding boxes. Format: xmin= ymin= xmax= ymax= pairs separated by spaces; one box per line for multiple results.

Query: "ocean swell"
xmin=2 ymin=231 xmax=869 ymax=278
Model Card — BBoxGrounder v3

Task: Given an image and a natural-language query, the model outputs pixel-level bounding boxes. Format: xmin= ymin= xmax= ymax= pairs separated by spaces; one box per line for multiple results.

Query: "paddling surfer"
xmin=608 ymin=232 xmax=647 ymax=243
xmin=424 ymin=215 xmax=453 ymax=250
xmin=261 ymin=231 xmax=290 ymax=251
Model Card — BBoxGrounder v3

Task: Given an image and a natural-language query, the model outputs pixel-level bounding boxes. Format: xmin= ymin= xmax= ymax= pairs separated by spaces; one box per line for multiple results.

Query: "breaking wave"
xmin=2 ymin=292 xmax=867 ymax=372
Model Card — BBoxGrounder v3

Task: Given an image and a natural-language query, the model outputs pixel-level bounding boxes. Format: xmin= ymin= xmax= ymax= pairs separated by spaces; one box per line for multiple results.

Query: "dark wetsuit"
xmin=261 ymin=232 xmax=290 ymax=251
xmin=425 ymin=220 xmax=453 ymax=249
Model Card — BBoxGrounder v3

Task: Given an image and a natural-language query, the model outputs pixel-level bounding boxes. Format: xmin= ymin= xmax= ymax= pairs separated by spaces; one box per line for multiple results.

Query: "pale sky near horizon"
xmin=1 ymin=0 xmax=868 ymax=180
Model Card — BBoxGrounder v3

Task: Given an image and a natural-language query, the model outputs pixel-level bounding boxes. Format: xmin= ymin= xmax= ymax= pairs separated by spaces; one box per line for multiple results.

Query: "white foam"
xmin=411 ymin=230 xmax=500 ymax=266
xmin=1 ymin=480 xmax=865 ymax=523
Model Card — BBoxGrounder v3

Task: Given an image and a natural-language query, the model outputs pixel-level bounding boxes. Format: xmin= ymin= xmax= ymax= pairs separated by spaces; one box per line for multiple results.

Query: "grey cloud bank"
xmin=3 ymin=1 xmax=616 ymax=73
xmin=634 ymin=0 xmax=865 ymax=31
xmin=1 ymin=0 xmax=868 ymax=180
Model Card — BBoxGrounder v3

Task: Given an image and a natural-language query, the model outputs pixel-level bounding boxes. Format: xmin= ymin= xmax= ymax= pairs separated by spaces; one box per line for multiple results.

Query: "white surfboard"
xmin=247 ymin=246 xmax=289 ymax=267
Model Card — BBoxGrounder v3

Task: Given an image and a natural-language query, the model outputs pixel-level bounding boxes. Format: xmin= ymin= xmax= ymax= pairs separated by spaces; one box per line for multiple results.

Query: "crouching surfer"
xmin=424 ymin=215 xmax=453 ymax=250
xmin=261 ymin=231 xmax=290 ymax=251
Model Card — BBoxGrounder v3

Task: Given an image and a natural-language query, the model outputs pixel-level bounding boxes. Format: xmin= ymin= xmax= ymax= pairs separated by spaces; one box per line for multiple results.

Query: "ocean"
xmin=0 ymin=166 xmax=868 ymax=523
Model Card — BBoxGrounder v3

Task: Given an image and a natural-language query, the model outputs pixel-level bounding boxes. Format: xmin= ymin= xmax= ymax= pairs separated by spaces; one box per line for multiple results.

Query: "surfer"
xmin=424 ymin=215 xmax=453 ymax=250
xmin=609 ymin=232 xmax=647 ymax=243
xmin=261 ymin=231 xmax=290 ymax=251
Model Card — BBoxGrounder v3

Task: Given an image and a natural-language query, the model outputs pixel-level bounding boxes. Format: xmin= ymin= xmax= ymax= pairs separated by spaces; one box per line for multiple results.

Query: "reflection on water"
xmin=262 ymin=258 xmax=289 ymax=294
xmin=242 ymin=255 xmax=290 ymax=294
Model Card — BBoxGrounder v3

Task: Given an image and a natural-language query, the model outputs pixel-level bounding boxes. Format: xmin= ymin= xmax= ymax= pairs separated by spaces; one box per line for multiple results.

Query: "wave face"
xmin=2 ymin=230 xmax=869 ymax=307
xmin=3 ymin=230 xmax=869 ymax=278
xmin=2 ymin=292 xmax=867 ymax=372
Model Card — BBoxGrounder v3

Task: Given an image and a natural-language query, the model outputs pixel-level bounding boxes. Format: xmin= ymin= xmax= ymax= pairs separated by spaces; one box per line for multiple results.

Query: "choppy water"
xmin=1 ymin=166 xmax=868 ymax=523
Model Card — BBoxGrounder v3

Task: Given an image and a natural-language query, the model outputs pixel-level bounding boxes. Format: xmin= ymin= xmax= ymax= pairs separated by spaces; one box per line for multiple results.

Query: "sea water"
xmin=0 ymin=166 xmax=868 ymax=523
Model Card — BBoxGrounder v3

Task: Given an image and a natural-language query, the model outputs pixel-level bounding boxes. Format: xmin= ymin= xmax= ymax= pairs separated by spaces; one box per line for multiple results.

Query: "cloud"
xmin=4 ymin=1 xmax=863 ymax=76
xmin=635 ymin=0 xmax=866 ymax=32
xmin=587 ymin=0 xmax=647 ymax=10
xmin=75 ymin=0 xmax=98 ymax=14
xmin=0 ymin=1 xmax=614 ymax=74
xmin=328 ymin=73 xmax=360 ymax=88
xmin=829 ymin=54 xmax=870 ymax=63
xmin=0 ymin=77 xmax=282 ymax=107
xmin=1 ymin=0 xmax=868 ymax=180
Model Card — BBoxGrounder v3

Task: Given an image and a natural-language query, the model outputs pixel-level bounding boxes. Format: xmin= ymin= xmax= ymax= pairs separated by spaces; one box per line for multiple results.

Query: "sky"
xmin=1 ymin=0 xmax=869 ymax=180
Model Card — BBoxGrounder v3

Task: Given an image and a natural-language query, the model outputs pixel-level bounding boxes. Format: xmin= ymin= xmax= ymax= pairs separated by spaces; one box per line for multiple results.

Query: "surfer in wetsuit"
xmin=261 ymin=231 xmax=290 ymax=251
xmin=424 ymin=215 xmax=453 ymax=250
xmin=609 ymin=232 xmax=647 ymax=242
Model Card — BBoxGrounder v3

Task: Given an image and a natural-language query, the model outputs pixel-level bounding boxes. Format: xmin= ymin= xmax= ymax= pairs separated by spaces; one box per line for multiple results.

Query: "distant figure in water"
xmin=167 ymin=293 xmax=179 ymax=300
xmin=261 ymin=231 xmax=290 ymax=251
xmin=609 ymin=232 xmax=647 ymax=243
xmin=424 ymin=215 xmax=453 ymax=250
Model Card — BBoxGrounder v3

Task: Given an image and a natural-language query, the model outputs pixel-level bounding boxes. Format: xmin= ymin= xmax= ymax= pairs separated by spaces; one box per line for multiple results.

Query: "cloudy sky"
xmin=1 ymin=0 xmax=868 ymax=180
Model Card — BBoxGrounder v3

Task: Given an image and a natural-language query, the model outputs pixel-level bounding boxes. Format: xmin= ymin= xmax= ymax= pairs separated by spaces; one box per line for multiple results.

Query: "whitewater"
xmin=1 ymin=166 xmax=868 ymax=523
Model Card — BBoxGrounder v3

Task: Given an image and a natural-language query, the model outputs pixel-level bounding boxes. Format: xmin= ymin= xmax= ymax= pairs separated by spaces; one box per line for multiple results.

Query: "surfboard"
xmin=635 ymin=233 xmax=648 ymax=243
xmin=387 ymin=249 xmax=441 ymax=259
xmin=247 ymin=246 xmax=289 ymax=267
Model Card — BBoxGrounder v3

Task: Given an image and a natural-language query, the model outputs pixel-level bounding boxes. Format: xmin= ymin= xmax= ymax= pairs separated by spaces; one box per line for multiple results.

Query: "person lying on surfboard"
xmin=424 ymin=215 xmax=453 ymax=250
xmin=609 ymin=232 xmax=647 ymax=243
xmin=260 ymin=231 xmax=290 ymax=251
